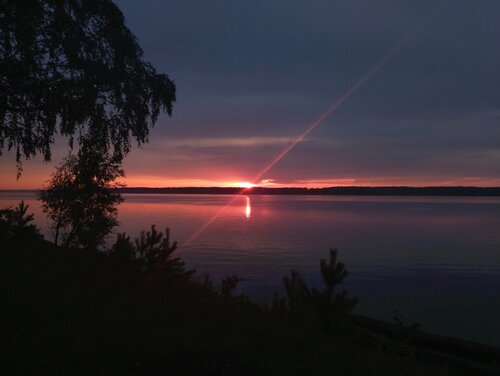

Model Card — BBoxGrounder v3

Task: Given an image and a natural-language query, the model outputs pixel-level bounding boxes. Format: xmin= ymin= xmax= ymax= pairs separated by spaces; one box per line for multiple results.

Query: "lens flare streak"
xmin=182 ymin=0 xmax=448 ymax=248
xmin=251 ymin=1 xmax=449 ymax=183
xmin=125 ymin=1 xmax=449 ymax=301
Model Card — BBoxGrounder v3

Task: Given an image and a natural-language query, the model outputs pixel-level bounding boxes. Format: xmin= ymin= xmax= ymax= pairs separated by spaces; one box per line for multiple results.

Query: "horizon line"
xmin=3 ymin=185 xmax=500 ymax=191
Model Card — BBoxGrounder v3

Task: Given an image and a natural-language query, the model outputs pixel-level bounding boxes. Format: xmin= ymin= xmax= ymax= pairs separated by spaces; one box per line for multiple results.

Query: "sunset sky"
xmin=1 ymin=0 xmax=499 ymax=189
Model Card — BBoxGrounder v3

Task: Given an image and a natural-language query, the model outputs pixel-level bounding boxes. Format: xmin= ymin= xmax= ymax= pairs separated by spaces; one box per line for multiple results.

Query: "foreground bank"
xmin=1 ymin=208 xmax=499 ymax=375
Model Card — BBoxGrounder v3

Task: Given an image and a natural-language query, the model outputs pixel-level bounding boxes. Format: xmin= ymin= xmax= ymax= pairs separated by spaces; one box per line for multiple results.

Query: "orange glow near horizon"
xmin=118 ymin=176 xmax=500 ymax=189
xmin=3 ymin=174 xmax=500 ymax=190
xmin=115 ymin=176 xmax=262 ymax=189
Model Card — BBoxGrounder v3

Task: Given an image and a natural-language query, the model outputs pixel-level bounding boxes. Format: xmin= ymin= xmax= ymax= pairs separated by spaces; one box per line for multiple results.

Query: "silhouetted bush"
xmin=283 ymin=270 xmax=316 ymax=320
xmin=135 ymin=225 xmax=177 ymax=270
xmin=0 ymin=201 xmax=41 ymax=242
xmin=110 ymin=232 xmax=137 ymax=265
xmin=283 ymin=249 xmax=357 ymax=329
xmin=110 ymin=225 xmax=193 ymax=282
xmin=220 ymin=275 xmax=244 ymax=300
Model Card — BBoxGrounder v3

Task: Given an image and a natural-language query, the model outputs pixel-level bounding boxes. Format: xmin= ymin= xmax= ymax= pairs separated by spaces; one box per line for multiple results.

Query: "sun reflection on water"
xmin=245 ymin=196 xmax=251 ymax=220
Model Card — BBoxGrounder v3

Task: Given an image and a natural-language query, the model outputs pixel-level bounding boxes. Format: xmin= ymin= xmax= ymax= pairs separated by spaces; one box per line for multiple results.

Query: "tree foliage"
xmin=111 ymin=225 xmax=191 ymax=278
xmin=39 ymin=151 xmax=124 ymax=249
xmin=134 ymin=225 xmax=178 ymax=271
xmin=283 ymin=249 xmax=357 ymax=328
xmin=0 ymin=201 xmax=40 ymax=241
xmin=220 ymin=275 xmax=244 ymax=300
xmin=0 ymin=0 xmax=176 ymax=170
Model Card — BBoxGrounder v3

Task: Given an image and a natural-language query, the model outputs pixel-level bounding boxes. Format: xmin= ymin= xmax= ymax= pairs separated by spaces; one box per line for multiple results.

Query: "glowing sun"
xmin=237 ymin=181 xmax=255 ymax=189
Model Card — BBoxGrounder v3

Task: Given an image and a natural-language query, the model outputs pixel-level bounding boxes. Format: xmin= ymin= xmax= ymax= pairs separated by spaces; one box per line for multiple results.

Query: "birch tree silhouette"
xmin=1 ymin=0 xmax=176 ymax=173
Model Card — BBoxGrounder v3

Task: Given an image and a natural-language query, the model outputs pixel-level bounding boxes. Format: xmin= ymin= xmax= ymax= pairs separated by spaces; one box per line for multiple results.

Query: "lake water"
xmin=2 ymin=192 xmax=500 ymax=346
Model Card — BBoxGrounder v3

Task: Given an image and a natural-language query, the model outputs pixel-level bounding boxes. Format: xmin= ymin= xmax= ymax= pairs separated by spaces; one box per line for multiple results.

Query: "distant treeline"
xmin=120 ymin=186 xmax=500 ymax=196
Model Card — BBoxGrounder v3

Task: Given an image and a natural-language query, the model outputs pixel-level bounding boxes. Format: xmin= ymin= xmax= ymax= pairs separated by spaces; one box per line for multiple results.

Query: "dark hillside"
xmin=1 ymin=236 xmax=455 ymax=375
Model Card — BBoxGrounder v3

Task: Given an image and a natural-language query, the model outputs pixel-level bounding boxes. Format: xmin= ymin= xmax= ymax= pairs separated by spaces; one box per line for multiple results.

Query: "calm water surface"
xmin=2 ymin=192 xmax=500 ymax=346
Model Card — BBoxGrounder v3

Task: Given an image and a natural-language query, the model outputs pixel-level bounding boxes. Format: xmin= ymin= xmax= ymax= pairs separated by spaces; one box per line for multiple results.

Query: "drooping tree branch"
xmin=0 ymin=0 xmax=176 ymax=172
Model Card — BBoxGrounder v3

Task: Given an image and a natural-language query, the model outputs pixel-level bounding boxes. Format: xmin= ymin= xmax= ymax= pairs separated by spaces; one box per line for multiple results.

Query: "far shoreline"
xmin=125 ymin=186 xmax=500 ymax=196
xmin=2 ymin=186 xmax=500 ymax=196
